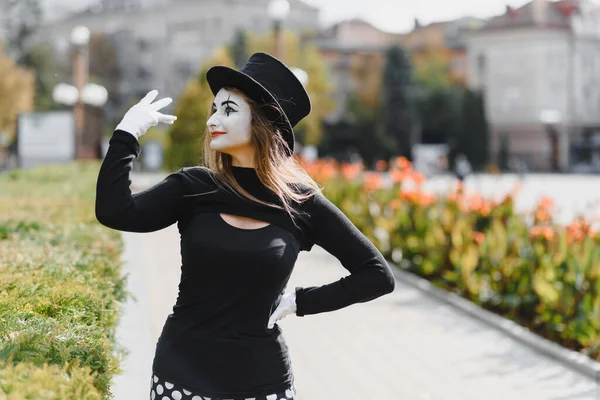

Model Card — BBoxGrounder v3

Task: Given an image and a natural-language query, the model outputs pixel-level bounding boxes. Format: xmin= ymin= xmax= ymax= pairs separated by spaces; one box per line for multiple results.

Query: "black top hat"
xmin=206 ymin=52 xmax=311 ymax=157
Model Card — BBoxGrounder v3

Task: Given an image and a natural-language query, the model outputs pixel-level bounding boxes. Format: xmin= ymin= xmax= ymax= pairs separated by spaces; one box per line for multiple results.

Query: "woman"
xmin=96 ymin=52 xmax=395 ymax=400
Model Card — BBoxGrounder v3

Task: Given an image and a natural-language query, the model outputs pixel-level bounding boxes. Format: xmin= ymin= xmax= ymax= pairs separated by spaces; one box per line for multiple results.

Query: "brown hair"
xmin=201 ymin=87 xmax=321 ymax=226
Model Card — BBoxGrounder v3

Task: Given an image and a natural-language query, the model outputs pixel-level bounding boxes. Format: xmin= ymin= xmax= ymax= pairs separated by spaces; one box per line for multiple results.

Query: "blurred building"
xmin=34 ymin=0 xmax=319 ymax=124
xmin=312 ymin=17 xmax=483 ymax=127
xmin=311 ymin=19 xmax=404 ymax=122
xmin=405 ymin=17 xmax=486 ymax=85
xmin=39 ymin=0 xmax=96 ymax=23
xmin=466 ymin=0 xmax=600 ymax=172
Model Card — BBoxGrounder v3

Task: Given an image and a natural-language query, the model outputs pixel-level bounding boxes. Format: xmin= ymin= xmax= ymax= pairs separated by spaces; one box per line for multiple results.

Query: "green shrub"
xmin=1 ymin=161 xmax=129 ymax=398
xmin=305 ymin=156 xmax=600 ymax=361
xmin=0 ymin=359 xmax=104 ymax=399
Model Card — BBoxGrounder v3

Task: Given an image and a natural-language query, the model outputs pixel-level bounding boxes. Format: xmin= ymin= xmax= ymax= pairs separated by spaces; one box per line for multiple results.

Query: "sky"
xmin=301 ymin=0 xmax=529 ymax=32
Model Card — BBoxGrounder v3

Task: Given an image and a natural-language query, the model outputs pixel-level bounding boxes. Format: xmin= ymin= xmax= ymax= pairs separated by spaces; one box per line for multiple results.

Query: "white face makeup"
xmin=206 ymin=89 xmax=253 ymax=156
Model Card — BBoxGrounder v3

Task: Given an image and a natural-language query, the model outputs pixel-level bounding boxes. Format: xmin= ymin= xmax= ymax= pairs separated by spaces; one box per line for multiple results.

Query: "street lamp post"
xmin=53 ymin=25 xmax=108 ymax=161
xmin=70 ymin=25 xmax=92 ymax=159
xmin=290 ymin=67 xmax=308 ymax=86
xmin=268 ymin=0 xmax=290 ymax=59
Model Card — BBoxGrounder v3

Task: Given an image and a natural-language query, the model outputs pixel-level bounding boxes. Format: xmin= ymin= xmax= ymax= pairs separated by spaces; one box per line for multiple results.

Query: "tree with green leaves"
xmin=0 ymin=44 xmax=35 ymax=142
xmin=417 ymin=86 xmax=463 ymax=145
xmin=3 ymin=0 xmax=55 ymax=112
xmin=498 ymin=134 xmax=509 ymax=171
xmin=228 ymin=29 xmax=249 ymax=69
xmin=411 ymin=52 xmax=490 ymax=170
xmin=18 ymin=42 xmax=59 ymax=111
xmin=379 ymin=44 xmax=414 ymax=161
xmin=414 ymin=52 xmax=454 ymax=90
xmin=412 ymin=51 xmax=462 ymax=145
xmin=459 ymin=89 xmax=489 ymax=171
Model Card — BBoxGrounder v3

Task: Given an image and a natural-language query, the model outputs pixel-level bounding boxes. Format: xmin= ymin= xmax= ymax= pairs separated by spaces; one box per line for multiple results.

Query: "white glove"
xmin=268 ymin=292 xmax=297 ymax=329
xmin=115 ymin=89 xmax=177 ymax=139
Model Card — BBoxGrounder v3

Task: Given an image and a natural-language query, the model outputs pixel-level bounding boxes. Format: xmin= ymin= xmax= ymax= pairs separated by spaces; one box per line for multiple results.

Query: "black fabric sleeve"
xmin=294 ymin=192 xmax=396 ymax=317
xmin=95 ymin=129 xmax=184 ymax=233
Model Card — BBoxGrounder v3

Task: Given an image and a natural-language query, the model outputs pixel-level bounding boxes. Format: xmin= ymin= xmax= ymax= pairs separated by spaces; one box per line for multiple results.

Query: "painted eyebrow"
xmin=221 ymin=100 xmax=238 ymax=107
xmin=211 ymin=100 xmax=239 ymax=107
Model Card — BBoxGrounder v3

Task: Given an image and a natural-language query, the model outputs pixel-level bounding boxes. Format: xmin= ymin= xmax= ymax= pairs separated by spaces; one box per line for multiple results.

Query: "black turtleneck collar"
xmin=230 ymin=165 xmax=265 ymax=191
xmin=231 ymin=165 xmax=256 ymax=171
xmin=229 ymin=166 xmax=287 ymax=203
xmin=231 ymin=165 xmax=258 ymax=179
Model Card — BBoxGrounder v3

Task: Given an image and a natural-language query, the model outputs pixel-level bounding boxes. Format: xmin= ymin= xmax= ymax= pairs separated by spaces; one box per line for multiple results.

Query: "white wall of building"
xmin=466 ymin=29 xmax=574 ymax=127
xmin=466 ymin=4 xmax=600 ymax=170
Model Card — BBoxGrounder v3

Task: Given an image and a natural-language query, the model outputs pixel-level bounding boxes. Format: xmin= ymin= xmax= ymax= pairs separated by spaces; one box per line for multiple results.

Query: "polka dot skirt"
xmin=150 ymin=373 xmax=296 ymax=400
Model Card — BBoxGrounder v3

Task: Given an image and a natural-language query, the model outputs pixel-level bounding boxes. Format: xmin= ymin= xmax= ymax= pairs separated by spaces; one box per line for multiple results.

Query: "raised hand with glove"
xmin=116 ymin=89 xmax=177 ymax=140
xmin=267 ymin=292 xmax=297 ymax=329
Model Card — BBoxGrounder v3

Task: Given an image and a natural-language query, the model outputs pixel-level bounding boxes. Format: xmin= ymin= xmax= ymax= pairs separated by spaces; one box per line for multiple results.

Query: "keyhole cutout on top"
xmin=219 ymin=213 xmax=271 ymax=230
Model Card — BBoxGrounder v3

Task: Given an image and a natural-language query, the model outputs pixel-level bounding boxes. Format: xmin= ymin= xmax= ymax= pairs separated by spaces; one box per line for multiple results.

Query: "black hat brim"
xmin=206 ymin=66 xmax=295 ymax=156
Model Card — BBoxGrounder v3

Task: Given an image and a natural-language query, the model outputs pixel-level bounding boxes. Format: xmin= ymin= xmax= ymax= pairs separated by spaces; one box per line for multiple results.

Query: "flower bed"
xmin=299 ymin=156 xmax=600 ymax=361
xmin=0 ymin=162 xmax=127 ymax=399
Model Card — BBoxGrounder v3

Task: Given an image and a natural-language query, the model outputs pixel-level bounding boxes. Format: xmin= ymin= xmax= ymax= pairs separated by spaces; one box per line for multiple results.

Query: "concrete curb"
xmin=388 ymin=261 xmax=600 ymax=383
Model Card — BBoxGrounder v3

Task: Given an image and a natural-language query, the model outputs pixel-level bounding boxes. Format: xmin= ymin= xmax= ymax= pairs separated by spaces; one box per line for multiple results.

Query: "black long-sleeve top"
xmin=96 ymin=130 xmax=396 ymax=398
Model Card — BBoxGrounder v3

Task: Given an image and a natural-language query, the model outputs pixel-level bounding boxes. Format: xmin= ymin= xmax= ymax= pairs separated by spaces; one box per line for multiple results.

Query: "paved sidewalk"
xmin=110 ymin=224 xmax=599 ymax=400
